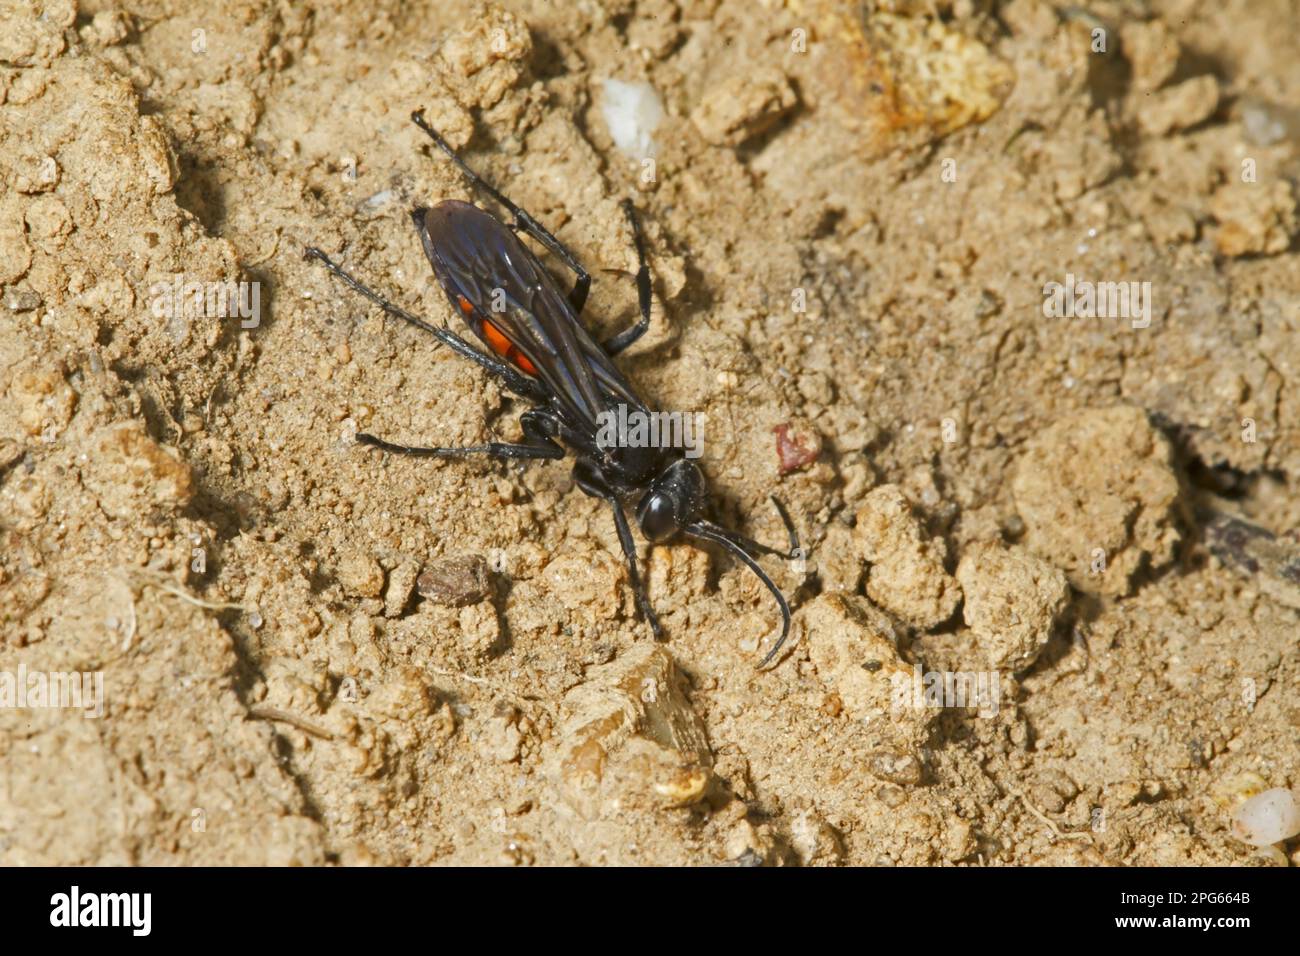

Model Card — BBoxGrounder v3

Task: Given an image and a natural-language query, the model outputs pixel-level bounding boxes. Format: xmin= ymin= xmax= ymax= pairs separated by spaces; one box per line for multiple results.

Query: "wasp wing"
xmin=418 ymin=200 xmax=646 ymax=430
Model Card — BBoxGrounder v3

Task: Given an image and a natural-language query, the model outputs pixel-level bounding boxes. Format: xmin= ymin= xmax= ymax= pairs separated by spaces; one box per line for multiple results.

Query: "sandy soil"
xmin=1 ymin=0 xmax=1298 ymax=866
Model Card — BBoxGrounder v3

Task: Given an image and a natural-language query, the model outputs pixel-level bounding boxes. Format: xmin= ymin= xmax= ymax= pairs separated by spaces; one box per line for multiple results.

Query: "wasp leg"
xmin=602 ymin=199 xmax=653 ymax=356
xmin=304 ymin=247 xmax=547 ymax=403
xmin=608 ymin=501 xmax=663 ymax=640
xmin=356 ymin=434 xmax=564 ymax=460
xmin=572 ymin=461 xmax=663 ymax=640
xmin=357 ymin=409 xmax=566 ymax=462
xmin=410 ymin=111 xmax=592 ymax=316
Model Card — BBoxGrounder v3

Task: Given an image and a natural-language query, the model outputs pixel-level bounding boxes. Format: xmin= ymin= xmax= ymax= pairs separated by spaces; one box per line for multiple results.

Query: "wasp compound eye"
xmin=636 ymin=490 xmax=679 ymax=542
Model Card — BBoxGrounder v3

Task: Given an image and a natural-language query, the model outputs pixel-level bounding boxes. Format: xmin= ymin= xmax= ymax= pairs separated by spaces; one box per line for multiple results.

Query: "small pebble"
xmin=417 ymin=554 xmax=491 ymax=607
xmin=1231 ymin=788 xmax=1300 ymax=846
xmin=601 ymin=79 xmax=664 ymax=159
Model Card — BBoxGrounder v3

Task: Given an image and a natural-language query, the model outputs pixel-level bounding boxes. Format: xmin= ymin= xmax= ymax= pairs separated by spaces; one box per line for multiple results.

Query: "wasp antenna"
xmin=769 ymin=496 xmax=800 ymax=557
xmin=686 ymin=521 xmax=792 ymax=669
xmin=410 ymin=110 xmax=458 ymax=160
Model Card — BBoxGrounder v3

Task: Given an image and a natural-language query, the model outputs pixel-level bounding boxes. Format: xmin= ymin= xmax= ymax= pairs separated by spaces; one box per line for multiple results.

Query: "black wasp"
xmin=306 ymin=110 xmax=800 ymax=666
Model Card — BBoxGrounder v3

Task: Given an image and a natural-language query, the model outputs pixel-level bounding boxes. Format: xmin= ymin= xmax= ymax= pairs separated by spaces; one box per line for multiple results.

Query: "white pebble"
xmin=1230 ymin=788 xmax=1300 ymax=846
xmin=601 ymin=79 xmax=664 ymax=159
xmin=356 ymin=189 xmax=394 ymax=217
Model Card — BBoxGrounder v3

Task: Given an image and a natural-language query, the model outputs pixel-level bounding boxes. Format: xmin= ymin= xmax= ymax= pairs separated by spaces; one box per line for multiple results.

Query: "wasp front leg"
xmin=571 ymin=460 xmax=663 ymax=640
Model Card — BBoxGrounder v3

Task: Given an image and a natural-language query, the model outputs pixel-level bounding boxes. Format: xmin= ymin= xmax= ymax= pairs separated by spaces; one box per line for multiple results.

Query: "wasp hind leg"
xmin=601 ymin=199 xmax=654 ymax=356
xmin=303 ymin=247 xmax=547 ymax=402
xmin=410 ymin=111 xmax=592 ymax=315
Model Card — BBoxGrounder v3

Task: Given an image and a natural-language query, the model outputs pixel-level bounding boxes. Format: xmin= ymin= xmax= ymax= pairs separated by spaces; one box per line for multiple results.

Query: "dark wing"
xmin=418 ymin=200 xmax=646 ymax=430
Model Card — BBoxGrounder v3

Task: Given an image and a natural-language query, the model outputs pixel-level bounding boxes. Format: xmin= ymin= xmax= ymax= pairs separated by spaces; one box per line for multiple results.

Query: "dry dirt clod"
xmin=853 ymin=484 xmax=961 ymax=629
xmin=1120 ymin=19 xmax=1181 ymax=93
xmin=541 ymin=549 xmax=627 ymax=623
xmin=82 ymin=421 xmax=194 ymax=519
xmin=1012 ymin=406 xmax=1183 ymax=597
xmin=336 ymin=552 xmax=385 ymax=599
xmin=646 ymin=541 xmax=711 ymax=615
xmin=437 ymin=3 xmax=533 ymax=110
xmin=1210 ymin=181 xmax=1299 ymax=258
xmin=788 ymin=810 xmax=844 ymax=866
xmin=800 ymin=592 xmax=931 ymax=752
xmin=854 ymin=12 xmax=1014 ymax=147
xmin=384 ymin=560 xmax=420 ymax=618
xmin=446 ymin=601 xmax=503 ymax=662
xmin=1135 ymin=75 xmax=1221 ymax=137
xmin=956 ymin=541 xmax=1070 ymax=672
xmin=690 ymin=67 xmax=799 ymax=147
xmin=544 ymin=643 xmax=712 ymax=819
xmin=816 ymin=523 xmax=863 ymax=593
xmin=9 ymin=361 xmax=77 ymax=437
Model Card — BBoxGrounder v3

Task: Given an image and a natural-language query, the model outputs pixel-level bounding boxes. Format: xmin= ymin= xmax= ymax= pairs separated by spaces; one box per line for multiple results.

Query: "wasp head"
xmin=635 ymin=459 xmax=706 ymax=542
